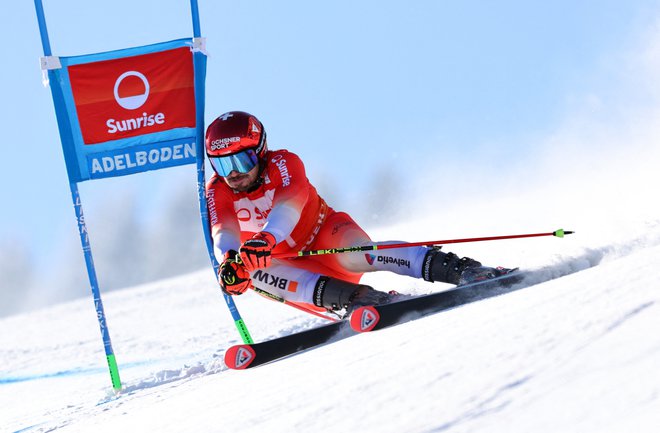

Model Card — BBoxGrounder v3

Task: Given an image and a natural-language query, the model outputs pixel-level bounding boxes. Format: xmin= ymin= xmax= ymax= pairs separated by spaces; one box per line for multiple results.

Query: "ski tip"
xmin=553 ymin=229 xmax=575 ymax=238
xmin=224 ymin=344 xmax=256 ymax=370
xmin=349 ymin=306 xmax=380 ymax=333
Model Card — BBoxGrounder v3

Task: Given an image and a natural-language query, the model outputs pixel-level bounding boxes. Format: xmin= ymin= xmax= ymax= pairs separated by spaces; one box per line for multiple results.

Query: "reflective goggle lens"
xmin=209 ymin=149 xmax=259 ymax=177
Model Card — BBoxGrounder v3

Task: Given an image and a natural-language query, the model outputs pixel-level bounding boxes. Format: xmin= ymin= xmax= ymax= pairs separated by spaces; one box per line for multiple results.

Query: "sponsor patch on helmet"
xmin=210 ymin=136 xmax=240 ymax=150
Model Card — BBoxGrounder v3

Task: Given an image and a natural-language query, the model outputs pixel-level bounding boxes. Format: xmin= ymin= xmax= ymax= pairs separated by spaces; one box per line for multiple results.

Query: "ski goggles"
xmin=209 ymin=149 xmax=259 ymax=177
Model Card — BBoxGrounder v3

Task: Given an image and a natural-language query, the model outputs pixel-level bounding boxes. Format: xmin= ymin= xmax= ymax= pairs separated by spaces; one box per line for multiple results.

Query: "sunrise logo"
xmin=107 ymin=70 xmax=166 ymax=134
xmin=113 ymin=71 xmax=149 ymax=109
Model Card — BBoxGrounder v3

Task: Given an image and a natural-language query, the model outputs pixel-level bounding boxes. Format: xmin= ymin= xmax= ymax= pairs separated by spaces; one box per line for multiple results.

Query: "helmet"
xmin=205 ymin=111 xmax=267 ymax=158
xmin=205 ymin=111 xmax=268 ymax=177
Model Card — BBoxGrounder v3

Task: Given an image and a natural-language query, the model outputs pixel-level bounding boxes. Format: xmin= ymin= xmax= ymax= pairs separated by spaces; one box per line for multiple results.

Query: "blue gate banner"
xmin=45 ymin=38 xmax=206 ymax=182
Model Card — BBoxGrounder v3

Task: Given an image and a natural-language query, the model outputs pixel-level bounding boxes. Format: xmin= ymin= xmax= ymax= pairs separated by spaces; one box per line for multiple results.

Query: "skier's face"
xmin=223 ymin=163 xmax=260 ymax=192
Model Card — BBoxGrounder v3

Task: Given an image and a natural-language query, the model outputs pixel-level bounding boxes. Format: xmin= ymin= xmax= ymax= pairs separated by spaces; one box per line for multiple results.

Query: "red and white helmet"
xmin=205 ymin=111 xmax=267 ymax=158
xmin=205 ymin=111 xmax=268 ymax=177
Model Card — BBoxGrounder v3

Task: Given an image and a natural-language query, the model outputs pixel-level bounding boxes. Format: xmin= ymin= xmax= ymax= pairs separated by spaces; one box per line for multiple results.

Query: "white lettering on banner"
xmin=90 ymin=142 xmax=195 ymax=175
xmin=270 ymin=154 xmax=291 ymax=187
xmin=106 ymin=112 xmax=165 ymax=134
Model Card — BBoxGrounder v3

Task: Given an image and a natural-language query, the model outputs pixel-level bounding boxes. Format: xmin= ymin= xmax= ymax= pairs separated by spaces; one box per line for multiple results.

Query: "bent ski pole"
xmin=274 ymin=229 xmax=574 ymax=259
xmin=232 ymin=256 xmax=338 ymax=322
xmin=251 ymin=287 xmax=339 ymax=322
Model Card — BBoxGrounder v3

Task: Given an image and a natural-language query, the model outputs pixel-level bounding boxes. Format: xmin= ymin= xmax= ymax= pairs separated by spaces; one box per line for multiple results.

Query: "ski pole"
xmin=251 ymin=287 xmax=339 ymax=322
xmin=274 ymin=229 xmax=574 ymax=259
xmin=231 ymin=256 xmax=338 ymax=322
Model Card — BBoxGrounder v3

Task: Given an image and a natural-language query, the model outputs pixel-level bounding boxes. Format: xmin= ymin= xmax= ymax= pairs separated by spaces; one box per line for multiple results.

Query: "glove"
xmin=239 ymin=232 xmax=277 ymax=272
xmin=219 ymin=250 xmax=251 ymax=295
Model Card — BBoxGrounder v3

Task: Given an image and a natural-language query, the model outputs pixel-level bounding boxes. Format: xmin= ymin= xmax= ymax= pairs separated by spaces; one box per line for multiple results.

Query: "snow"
xmin=2 ymin=217 xmax=660 ymax=433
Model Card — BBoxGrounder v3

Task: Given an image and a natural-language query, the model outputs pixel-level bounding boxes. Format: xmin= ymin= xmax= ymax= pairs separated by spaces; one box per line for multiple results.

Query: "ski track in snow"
xmin=2 ymin=222 xmax=660 ymax=432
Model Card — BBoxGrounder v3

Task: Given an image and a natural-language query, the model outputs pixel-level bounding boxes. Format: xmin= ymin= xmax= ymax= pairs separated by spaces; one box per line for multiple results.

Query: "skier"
xmin=206 ymin=111 xmax=512 ymax=316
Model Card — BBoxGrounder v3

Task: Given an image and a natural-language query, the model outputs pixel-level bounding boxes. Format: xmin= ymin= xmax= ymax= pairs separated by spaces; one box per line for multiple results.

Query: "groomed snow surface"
xmin=2 ymin=219 xmax=660 ymax=433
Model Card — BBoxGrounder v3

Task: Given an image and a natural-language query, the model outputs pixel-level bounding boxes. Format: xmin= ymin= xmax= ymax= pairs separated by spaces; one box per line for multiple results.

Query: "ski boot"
xmin=422 ymin=247 xmax=514 ymax=286
xmin=313 ymin=276 xmax=396 ymax=315
xmin=458 ymin=265 xmax=515 ymax=285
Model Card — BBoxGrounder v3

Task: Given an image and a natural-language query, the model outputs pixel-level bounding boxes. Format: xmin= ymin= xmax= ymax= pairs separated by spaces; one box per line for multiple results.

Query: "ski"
xmin=224 ymin=320 xmax=354 ymax=370
xmin=225 ymin=271 xmax=525 ymax=369
xmin=349 ymin=271 xmax=525 ymax=333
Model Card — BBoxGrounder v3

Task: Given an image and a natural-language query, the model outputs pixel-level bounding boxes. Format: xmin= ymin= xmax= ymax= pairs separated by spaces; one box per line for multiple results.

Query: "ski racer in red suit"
xmin=206 ymin=111 xmax=511 ymax=314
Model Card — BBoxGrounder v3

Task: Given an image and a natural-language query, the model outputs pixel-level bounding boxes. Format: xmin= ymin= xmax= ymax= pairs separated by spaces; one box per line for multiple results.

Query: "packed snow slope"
xmin=1 ymin=215 xmax=660 ymax=433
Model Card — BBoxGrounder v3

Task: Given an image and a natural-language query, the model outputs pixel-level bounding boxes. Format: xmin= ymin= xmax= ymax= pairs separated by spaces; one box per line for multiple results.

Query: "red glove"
xmin=219 ymin=250 xmax=251 ymax=295
xmin=239 ymin=232 xmax=277 ymax=272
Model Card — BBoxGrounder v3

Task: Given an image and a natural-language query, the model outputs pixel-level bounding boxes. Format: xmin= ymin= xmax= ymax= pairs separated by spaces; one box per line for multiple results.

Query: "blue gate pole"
xmin=34 ymin=0 xmax=122 ymax=392
xmin=71 ymin=185 xmax=123 ymax=391
xmin=189 ymin=0 xmax=253 ymax=343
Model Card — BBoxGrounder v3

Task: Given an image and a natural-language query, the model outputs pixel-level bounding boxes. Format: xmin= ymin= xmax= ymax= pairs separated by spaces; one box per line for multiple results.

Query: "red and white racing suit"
xmin=206 ymin=149 xmax=429 ymax=309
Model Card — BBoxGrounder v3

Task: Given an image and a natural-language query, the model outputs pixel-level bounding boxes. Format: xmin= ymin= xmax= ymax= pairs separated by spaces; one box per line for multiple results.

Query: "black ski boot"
xmin=422 ymin=247 xmax=512 ymax=286
xmin=313 ymin=276 xmax=394 ymax=313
